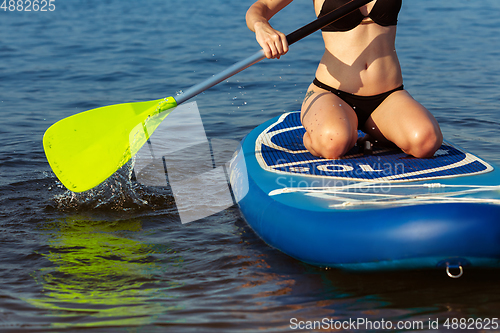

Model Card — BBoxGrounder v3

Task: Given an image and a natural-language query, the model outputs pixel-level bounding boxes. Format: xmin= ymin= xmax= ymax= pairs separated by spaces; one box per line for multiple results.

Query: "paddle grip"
xmin=286 ymin=0 xmax=373 ymax=45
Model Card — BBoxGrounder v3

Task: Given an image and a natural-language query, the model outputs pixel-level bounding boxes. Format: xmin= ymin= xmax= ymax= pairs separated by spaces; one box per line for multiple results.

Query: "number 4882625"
xmin=1 ymin=0 xmax=56 ymax=11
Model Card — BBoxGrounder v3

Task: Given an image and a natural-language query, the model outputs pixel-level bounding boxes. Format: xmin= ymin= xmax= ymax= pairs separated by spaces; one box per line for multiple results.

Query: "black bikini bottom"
xmin=313 ymin=78 xmax=404 ymax=130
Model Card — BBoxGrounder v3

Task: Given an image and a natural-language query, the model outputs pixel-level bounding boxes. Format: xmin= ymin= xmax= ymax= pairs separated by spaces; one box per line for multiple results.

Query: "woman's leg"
xmin=364 ymin=90 xmax=443 ymax=158
xmin=300 ymin=84 xmax=358 ymax=159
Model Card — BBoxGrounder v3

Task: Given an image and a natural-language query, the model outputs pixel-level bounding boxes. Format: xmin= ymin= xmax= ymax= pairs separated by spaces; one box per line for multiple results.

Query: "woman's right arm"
xmin=246 ymin=0 xmax=293 ymax=59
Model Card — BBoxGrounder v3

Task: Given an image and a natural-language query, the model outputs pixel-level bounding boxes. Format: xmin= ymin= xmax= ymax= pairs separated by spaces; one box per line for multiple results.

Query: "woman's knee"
xmin=405 ymin=126 xmax=443 ymax=158
xmin=305 ymin=127 xmax=357 ymax=159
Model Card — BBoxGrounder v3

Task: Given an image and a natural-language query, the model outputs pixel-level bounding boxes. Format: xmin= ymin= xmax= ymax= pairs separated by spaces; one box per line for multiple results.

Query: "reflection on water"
xmin=27 ymin=216 xmax=183 ymax=329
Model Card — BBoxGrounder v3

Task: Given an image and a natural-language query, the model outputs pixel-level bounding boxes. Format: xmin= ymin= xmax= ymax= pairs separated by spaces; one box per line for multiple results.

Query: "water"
xmin=1 ymin=0 xmax=500 ymax=331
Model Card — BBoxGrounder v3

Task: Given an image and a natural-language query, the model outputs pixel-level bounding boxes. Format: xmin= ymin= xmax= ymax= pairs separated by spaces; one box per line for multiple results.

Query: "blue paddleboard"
xmin=229 ymin=112 xmax=500 ymax=275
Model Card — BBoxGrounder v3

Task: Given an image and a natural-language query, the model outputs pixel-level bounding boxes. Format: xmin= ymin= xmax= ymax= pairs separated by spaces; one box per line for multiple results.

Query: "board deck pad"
xmin=256 ymin=112 xmax=493 ymax=183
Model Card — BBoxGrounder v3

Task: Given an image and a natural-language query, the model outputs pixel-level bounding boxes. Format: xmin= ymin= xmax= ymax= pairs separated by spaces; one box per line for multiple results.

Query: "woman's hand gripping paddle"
xmin=43 ymin=0 xmax=372 ymax=192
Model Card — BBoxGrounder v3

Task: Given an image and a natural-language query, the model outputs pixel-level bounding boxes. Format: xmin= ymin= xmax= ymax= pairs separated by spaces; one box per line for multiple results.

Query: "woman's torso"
xmin=313 ymin=0 xmax=403 ymax=95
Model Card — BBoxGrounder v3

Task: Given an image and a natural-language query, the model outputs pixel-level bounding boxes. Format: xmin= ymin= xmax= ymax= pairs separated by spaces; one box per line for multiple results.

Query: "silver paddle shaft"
xmin=174 ymin=50 xmax=265 ymax=105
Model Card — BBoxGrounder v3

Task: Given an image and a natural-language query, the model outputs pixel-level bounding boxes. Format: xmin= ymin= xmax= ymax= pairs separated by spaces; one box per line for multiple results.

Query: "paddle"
xmin=43 ymin=0 xmax=372 ymax=192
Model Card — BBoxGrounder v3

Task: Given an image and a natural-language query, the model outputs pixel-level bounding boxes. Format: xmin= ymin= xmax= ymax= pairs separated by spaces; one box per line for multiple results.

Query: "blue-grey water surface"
xmin=1 ymin=0 xmax=500 ymax=332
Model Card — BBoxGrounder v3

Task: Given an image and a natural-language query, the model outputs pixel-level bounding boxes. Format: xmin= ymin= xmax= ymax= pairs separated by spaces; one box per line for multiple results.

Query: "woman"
xmin=246 ymin=0 xmax=442 ymax=159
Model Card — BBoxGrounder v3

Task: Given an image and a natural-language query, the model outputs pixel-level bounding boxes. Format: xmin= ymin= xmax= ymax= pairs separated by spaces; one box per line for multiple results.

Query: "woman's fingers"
xmin=272 ymin=31 xmax=289 ymax=59
xmin=255 ymin=25 xmax=289 ymax=59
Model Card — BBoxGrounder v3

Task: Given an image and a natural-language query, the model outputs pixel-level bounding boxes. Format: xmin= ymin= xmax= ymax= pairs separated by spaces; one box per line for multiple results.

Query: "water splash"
xmin=53 ymin=158 xmax=175 ymax=212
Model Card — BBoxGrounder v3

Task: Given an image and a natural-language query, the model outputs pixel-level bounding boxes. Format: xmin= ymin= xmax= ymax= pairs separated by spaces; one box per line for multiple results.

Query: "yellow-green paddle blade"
xmin=43 ymin=97 xmax=177 ymax=192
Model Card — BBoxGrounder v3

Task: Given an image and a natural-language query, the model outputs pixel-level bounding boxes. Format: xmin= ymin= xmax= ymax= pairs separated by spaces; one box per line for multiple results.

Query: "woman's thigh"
xmin=364 ymin=90 xmax=443 ymax=158
xmin=300 ymin=84 xmax=358 ymax=159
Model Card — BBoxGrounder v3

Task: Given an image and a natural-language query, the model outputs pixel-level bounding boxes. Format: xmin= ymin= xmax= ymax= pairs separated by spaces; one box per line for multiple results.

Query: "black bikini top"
xmin=318 ymin=0 xmax=402 ymax=32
